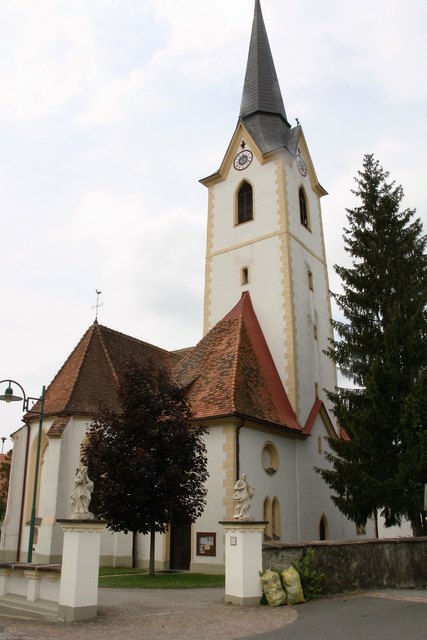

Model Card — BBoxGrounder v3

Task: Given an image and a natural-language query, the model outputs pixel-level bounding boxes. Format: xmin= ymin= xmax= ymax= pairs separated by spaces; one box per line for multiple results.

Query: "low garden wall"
xmin=263 ymin=537 xmax=427 ymax=594
xmin=0 ymin=562 xmax=61 ymax=618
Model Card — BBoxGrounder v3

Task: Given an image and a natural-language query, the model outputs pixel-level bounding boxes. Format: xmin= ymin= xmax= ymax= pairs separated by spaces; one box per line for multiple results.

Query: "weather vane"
xmin=92 ymin=290 xmax=104 ymax=321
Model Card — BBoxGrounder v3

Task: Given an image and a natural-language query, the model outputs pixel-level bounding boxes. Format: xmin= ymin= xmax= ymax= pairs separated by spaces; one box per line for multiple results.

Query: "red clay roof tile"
xmin=175 ymin=292 xmax=301 ymax=431
xmin=29 ymin=322 xmax=181 ymax=418
xmin=29 ymin=293 xmax=301 ymax=433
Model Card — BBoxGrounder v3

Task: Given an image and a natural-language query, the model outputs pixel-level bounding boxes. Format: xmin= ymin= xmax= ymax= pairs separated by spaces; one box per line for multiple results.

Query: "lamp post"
xmin=0 ymin=379 xmax=45 ymax=563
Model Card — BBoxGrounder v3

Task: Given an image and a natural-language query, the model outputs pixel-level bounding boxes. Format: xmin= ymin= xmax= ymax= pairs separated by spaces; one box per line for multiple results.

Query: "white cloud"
xmin=0 ymin=0 xmax=426 ymax=439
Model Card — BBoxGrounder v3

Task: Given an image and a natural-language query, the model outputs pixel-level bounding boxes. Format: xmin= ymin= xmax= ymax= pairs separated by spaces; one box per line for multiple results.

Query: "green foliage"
xmin=317 ymin=154 xmax=427 ymax=535
xmin=0 ymin=455 xmax=11 ymax=522
xmin=293 ymin=549 xmax=325 ymax=601
xmin=83 ymin=360 xmax=209 ymax=536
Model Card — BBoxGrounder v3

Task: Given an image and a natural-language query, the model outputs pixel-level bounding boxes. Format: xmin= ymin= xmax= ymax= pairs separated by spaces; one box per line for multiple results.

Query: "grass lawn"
xmin=99 ymin=567 xmax=225 ymax=589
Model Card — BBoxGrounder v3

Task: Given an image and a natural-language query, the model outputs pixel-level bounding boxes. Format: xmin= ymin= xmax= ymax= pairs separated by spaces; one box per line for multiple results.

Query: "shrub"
xmin=293 ymin=548 xmax=325 ymax=600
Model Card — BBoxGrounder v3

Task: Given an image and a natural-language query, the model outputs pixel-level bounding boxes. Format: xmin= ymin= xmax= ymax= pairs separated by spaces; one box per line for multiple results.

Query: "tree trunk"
xmin=148 ymin=526 xmax=156 ymax=577
xmin=132 ymin=531 xmax=138 ymax=568
xmin=410 ymin=513 xmax=427 ymax=537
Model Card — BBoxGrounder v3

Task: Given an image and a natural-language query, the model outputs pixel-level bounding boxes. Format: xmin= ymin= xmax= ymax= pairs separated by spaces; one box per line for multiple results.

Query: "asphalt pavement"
xmin=243 ymin=590 xmax=427 ymax=640
xmin=0 ymin=588 xmax=425 ymax=639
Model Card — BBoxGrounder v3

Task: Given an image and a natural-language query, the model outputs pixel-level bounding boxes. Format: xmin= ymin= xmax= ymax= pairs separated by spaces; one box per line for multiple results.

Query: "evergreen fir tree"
xmin=317 ymin=154 xmax=427 ymax=536
xmin=83 ymin=360 xmax=208 ymax=573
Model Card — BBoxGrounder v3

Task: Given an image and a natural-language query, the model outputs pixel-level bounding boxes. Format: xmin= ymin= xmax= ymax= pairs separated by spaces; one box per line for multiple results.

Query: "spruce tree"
xmin=83 ymin=360 xmax=208 ymax=573
xmin=317 ymin=154 xmax=427 ymax=536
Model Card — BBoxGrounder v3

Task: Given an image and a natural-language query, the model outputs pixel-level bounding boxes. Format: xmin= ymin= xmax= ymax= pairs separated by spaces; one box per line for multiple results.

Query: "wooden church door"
xmin=170 ymin=524 xmax=191 ymax=570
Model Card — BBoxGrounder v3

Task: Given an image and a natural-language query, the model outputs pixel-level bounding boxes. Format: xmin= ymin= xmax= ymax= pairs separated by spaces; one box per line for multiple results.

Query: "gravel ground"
xmin=0 ymin=588 xmax=297 ymax=640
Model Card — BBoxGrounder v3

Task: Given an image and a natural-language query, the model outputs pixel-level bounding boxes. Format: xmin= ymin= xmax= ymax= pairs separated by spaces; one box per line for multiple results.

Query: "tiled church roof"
xmin=175 ymin=292 xmax=300 ymax=429
xmin=29 ymin=293 xmax=301 ymax=433
xmin=30 ymin=322 xmax=181 ymax=419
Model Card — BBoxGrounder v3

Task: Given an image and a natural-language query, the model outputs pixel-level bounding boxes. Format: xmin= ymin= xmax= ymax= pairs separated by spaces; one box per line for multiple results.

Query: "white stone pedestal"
xmin=219 ymin=520 xmax=266 ymax=606
xmin=57 ymin=519 xmax=105 ymax=622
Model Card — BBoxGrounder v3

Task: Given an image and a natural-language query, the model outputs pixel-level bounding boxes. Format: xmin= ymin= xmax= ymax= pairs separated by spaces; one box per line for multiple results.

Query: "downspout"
xmin=295 ymin=441 xmax=300 ymax=541
xmin=235 ymin=419 xmax=244 ymax=481
xmin=16 ymin=420 xmax=31 ymax=562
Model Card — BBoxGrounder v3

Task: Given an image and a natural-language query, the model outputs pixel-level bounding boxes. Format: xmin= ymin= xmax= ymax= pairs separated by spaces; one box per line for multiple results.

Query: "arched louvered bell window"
xmin=299 ymin=187 xmax=309 ymax=228
xmin=237 ymin=181 xmax=253 ymax=224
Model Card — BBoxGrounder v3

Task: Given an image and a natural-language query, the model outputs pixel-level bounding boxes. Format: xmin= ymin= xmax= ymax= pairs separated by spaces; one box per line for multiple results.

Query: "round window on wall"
xmin=262 ymin=442 xmax=279 ymax=475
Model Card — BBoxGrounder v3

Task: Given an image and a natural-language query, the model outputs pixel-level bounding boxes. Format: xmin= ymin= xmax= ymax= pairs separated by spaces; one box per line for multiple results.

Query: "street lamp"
xmin=0 ymin=379 xmax=45 ymax=563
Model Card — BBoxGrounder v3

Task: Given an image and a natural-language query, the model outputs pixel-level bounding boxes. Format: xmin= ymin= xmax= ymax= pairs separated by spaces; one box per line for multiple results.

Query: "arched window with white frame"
xmin=237 ymin=181 xmax=254 ymax=224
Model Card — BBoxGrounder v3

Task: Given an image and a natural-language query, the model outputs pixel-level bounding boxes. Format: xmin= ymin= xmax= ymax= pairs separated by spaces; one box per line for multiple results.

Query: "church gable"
xmin=32 ymin=322 xmax=181 ymax=419
xmin=175 ymin=292 xmax=301 ymax=431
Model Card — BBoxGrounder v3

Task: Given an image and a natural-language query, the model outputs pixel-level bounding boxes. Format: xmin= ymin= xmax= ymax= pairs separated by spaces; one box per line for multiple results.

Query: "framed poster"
xmin=196 ymin=532 xmax=216 ymax=557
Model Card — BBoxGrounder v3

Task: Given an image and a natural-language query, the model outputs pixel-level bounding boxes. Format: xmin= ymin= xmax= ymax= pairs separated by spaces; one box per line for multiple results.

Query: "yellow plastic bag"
xmin=281 ymin=566 xmax=304 ymax=604
xmin=261 ymin=569 xmax=287 ymax=607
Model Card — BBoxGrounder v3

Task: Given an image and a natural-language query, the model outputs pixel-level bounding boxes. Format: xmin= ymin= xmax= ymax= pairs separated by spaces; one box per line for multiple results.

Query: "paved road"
xmin=243 ymin=591 xmax=427 ymax=640
xmin=0 ymin=589 xmax=425 ymax=639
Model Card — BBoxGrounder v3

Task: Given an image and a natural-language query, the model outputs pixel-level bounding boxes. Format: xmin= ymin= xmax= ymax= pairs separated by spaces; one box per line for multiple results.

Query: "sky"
xmin=0 ymin=0 xmax=426 ymax=443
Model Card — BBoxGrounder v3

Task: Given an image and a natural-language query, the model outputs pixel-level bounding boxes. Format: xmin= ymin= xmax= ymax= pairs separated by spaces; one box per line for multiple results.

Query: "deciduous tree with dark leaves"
xmin=316 ymin=154 xmax=427 ymax=536
xmin=83 ymin=360 xmax=208 ymax=574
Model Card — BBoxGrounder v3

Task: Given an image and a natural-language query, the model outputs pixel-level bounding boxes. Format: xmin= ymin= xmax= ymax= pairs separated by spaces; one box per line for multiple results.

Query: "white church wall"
xmin=238 ymin=426 xmax=300 ymax=541
xmin=36 ymin=435 xmax=62 ymax=561
xmin=190 ymin=424 xmax=228 ymax=572
xmin=134 ymin=531 xmax=166 ymax=571
xmin=206 ymin=150 xmax=289 ymax=385
xmin=0 ymin=426 xmax=27 ymax=560
xmin=209 ymin=237 xmax=287 ymax=383
xmin=286 ymin=164 xmax=324 ymax=258
xmin=296 ymin=415 xmax=376 ymax=541
xmin=209 ymin=151 xmax=279 ymax=256
xmin=290 ymin=239 xmax=336 ymax=426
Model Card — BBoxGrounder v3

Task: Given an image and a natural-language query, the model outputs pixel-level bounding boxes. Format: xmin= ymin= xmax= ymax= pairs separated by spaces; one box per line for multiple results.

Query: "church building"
xmin=0 ymin=0 xmax=374 ymax=572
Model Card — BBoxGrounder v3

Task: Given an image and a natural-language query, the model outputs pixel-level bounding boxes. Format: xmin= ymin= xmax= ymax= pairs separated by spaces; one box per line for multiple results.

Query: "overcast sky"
xmin=0 ymin=0 xmax=426 ymax=442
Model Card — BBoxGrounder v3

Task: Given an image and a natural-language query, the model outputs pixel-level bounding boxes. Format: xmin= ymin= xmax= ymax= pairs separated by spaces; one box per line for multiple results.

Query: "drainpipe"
xmin=235 ymin=419 xmax=244 ymax=481
xmin=16 ymin=420 xmax=31 ymax=562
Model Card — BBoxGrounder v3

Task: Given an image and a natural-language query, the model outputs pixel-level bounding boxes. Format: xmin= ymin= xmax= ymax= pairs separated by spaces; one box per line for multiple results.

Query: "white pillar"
xmin=57 ymin=520 xmax=105 ymax=622
xmin=219 ymin=520 xmax=266 ymax=606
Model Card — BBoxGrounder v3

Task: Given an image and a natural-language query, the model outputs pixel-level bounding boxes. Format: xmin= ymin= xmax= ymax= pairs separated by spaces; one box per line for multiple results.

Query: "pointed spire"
xmin=240 ymin=0 xmax=290 ymax=127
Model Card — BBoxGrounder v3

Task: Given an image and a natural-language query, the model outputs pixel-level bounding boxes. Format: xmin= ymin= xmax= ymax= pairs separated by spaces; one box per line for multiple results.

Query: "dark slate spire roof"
xmin=240 ymin=0 xmax=289 ymax=126
xmin=239 ymin=0 xmax=300 ymax=156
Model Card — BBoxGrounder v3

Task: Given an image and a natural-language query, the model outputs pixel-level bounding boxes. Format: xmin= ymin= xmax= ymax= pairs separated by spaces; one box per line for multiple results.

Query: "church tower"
xmin=201 ymin=0 xmax=337 ymax=427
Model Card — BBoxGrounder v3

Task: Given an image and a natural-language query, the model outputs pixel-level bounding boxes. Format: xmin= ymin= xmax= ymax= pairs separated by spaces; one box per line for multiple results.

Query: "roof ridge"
xmin=96 ymin=324 xmax=120 ymax=385
xmin=230 ymin=316 xmax=244 ymax=414
xmin=36 ymin=323 xmax=98 ymax=415
xmin=96 ymin=322 xmax=177 ymax=359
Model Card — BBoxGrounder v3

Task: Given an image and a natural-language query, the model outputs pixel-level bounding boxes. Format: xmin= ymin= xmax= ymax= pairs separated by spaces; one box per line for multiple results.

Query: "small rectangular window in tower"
xmin=313 ymin=324 xmax=318 ymax=340
xmin=314 ymin=382 xmax=319 ymax=397
xmin=241 ymin=267 xmax=249 ymax=285
xmin=317 ymin=436 xmax=323 ymax=454
xmin=308 ymin=270 xmax=313 ymax=291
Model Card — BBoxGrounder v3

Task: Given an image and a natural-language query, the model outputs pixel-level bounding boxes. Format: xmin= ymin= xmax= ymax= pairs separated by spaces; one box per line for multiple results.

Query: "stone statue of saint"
xmin=233 ymin=473 xmax=254 ymax=520
xmin=70 ymin=465 xmax=94 ymax=520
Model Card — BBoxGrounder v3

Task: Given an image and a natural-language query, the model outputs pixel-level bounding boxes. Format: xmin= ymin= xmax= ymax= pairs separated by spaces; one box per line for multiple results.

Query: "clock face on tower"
xmin=233 ymin=149 xmax=253 ymax=171
xmin=296 ymin=153 xmax=307 ymax=176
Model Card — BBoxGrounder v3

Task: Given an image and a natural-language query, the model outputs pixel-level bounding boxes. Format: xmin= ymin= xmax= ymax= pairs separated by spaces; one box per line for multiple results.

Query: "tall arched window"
xmin=237 ymin=181 xmax=253 ymax=224
xmin=263 ymin=497 xmax=272 ymax=540
xmin=299 ymin=187 xmax=309 ymax=228
xmin=272 ymin=497 xmax=281 ymax=540
xmin=319 ymin=514 xmax=329 ymax=541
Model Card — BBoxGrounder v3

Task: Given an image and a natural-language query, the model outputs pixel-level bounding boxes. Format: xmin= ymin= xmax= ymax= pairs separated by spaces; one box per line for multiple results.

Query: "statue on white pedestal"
xmin=70 ymin=465 xmax=94 ymax=520
xmin=233 ymin=473 xmax=254 ymax=520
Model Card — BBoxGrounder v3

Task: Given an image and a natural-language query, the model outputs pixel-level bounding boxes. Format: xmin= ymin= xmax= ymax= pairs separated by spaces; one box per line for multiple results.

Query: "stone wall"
xmin=263 ymin=537 xmax=427 ymax=594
